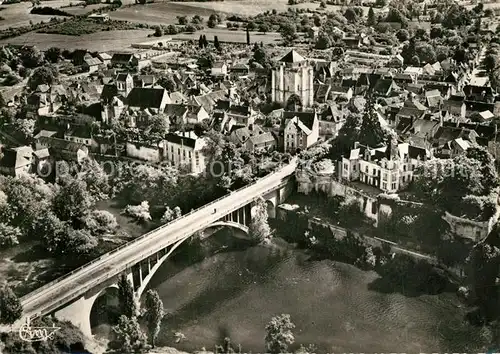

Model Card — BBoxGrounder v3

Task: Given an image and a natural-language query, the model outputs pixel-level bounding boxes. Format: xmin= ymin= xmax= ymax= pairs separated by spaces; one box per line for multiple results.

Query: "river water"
xmin=146 ymin=232 xmax=486 ymax=353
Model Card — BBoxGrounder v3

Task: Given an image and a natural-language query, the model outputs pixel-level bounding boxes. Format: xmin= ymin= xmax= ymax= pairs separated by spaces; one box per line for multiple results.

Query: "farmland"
xmin=172 ymin=28 xmax=281 ymax=44
xmin=0 ymin=29 xmax=151 ymax=51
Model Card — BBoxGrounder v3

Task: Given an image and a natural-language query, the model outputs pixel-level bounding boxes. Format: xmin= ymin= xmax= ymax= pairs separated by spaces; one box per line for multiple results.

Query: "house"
xmin=230 ymin=63 xmax=250 ymax=76
xmin=111 ymin=53 xmax=139 ymax=68
xmin=320 ymin=104 xmax=345 ymax=137
xmin=82 ymin=57 xmax=102 ymax=73
xmin=282 ymin=111 xmax=320 ymax=153
xmin=63 ymin=126 xmax=97 ymax=150
xmin=443 ymin=95 xmax=466 ymax=119
xmin=472 ymin=110 xmax=495 ymax=122
xmin=190 ymin=90 xmax=228 ymax=113
xmin=28 ymin=84 xmax=67 ymax=116
xmin=133 ymin=75 xmax=156 ymax=88
xmin=245 ymin=131 xmax=276 ymax=152
xmin=211 ymin=61 xmax=228 ymax=77
xmin=342 ymin=36 xmax=361 ymax=49
xmin=425 ymin=89 xmax=443 ymax=109
xmin=126 ymin=141 xmax=164 ymax=163
xmin=164 ymin=104 xmax=209 ymax=125
xmin=0 ymin=146 xmax=33 ymax=177
xmin=226 ymin=105 xmax=257 ymax=127
xmin=329 ymin=86 xmax=353 ymax=102
xmin=37 ymin=136 xmax=89 ymax=162
xmin=97 ymin=52 xmax=112 ymax=66
xmin=372 ymin=78 xmax=398 ymax=97
xmin=34 ymin=129 xmax=58 ymax=150
xmin=164 ymin=131 xmax=207 ymax=174
xmin=127 ymin=87 xmax=171 ymax=112
xmin=72 ymin=49 xmax=89 ymax=66
xmin=340 ymin=138 xmax=431 ymax=193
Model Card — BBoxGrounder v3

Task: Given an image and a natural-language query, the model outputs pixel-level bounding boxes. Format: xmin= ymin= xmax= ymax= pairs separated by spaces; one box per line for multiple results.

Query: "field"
xmin=172 ymin=28 xmax=281 ymax=44
xmin=0 ymin=0 xmax=76 ymax=30
xmin=0 ymin=29 xmax=151 ymax=50
xmin=110 ymin=0 xmax=380 ymax=24
xmin=62 ymin=3 xmax=108 ymax=16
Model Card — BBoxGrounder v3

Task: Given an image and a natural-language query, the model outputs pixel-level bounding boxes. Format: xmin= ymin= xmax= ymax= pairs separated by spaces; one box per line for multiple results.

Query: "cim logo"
xmin=18 ymin=317 xmax=60 ymax=342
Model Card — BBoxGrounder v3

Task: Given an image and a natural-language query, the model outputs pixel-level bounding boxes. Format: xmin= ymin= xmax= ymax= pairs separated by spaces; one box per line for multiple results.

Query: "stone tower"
xmin=271 ymin=50 xmax=314 ymax=108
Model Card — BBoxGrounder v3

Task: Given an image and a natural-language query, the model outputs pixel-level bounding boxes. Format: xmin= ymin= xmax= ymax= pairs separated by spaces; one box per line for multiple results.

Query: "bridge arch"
xmin=89 ymin=285 xmax=119 ymax=335
xmin=136 ymin=220 xmax=250 ymax=298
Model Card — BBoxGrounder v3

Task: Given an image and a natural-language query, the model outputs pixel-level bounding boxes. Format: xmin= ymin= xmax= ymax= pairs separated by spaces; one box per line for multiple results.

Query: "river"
xmin=142 ymin=229 xmax=486 ymax=353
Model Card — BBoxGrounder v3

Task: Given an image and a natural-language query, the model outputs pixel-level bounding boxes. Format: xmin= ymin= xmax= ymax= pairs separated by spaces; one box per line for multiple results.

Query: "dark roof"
xmin=464 ymin=85 xmax=494 ymax=97
xmin=165 ymin=132 xmax=196 ymax=148
xmin=373 ymin=78 xmax=393 ymax=95
xmin=127 ymin=88 xmax=167 ymax=109
xmin=38 ymin=136 xmax=87 ymax=152
xmin=408 ymin=145 xmax=427 ymax=160
xmin=282 ymin=111 xmax=316 ymax=130
xmin=101 ymin=84 xmax=118 ymax=102
xmin=111 ymin=53 xmax=135 ymax=63
xmin=280 ymin=50 xmax=305 ymax=63
xmin=116 ymin=73 xmax=130 ymax=81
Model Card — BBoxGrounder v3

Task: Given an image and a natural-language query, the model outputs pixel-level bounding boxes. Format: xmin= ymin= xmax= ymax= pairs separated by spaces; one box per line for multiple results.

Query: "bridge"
xmin=17 ymin=159 xmax=298 ymax=337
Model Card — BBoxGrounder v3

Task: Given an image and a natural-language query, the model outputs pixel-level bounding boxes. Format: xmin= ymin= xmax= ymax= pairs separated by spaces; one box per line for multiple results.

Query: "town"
xmin=0 ymin=0 xmax=499 ymax=352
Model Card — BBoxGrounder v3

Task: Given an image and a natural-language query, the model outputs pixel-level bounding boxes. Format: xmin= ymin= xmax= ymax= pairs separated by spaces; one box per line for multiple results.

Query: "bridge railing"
xmin=21 ymin=158 xmax=297 ymax=304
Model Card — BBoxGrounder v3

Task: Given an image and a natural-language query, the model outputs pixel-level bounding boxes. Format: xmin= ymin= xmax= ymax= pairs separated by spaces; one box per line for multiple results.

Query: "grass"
xmin=0 ymin=29 xmax=151 ymax=50
xmin=61 ymin=3 xmax=107 ymax=15
xmin=172 ymin=28 xmax=281 ymax=44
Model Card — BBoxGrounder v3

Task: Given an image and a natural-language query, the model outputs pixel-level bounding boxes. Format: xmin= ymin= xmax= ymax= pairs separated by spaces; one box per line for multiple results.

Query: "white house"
xmin=340 ymin=139 xmax=431 ymax=193
xmin=164 ymin=131 xmax=207 ymax=174
xmin=211 ymin=61 xmax=228 ymax=77
xmin=282 ymin=111 xmax=320 ymax=153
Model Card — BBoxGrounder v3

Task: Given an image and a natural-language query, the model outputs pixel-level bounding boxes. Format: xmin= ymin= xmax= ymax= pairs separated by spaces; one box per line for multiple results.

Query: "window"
xmin=189 ymin=151 xmax=192 ymax=159
xmin=403 ymin=165 xmax=407 ymax=172
xmin=344 ymin=163 xmax=349 ymax=170
xmin=382 ymin=173 xmax=387 ymax=181
xmin=353 ymin=164 xmax=356 ymax=171
xmin=382 ymin=182 xmax=387 ymax=190
xmin=372 ymin=168 xmax=376 ymax=175
xmin=391 ymin=182 xmax=397 ymax=190
xmin=178 ymin=148 xmax=180 ymax=155
xmin=402 ymin=176 xmax=406 ymax=183
xmin=183 ymin=150 xmax=186 ymax=159
xmin=365 ymin=166 xmax=368 ymax=173
xmin=195 ymin=151 xmax=200 ymax=166
xmin=171 ymin=146 xmax=173 ymax=152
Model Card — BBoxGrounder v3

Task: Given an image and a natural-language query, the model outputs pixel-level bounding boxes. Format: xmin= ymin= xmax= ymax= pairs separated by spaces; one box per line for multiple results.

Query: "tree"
xmin=214 ymin=35 xmax=221 ymax=50
xmin=33 ymin=211 xmax=66 ymax=254
xmin=153 ymin=25 xmax=163 ymax=37
xmin=395 ymin=28 xmax=409 ymax=42
xmin=45 ymin=47 xmax=61 ymax=63
xmin=0 ymin=223 xmax=21 ymax=248
xmin=177 ymin=16 xmax=188 ymax=25
xmin=315 ymin=32 xmax=331 ymax=50
xmin=161 ymin=206 xmax=181 ymax=223
xmin=53 ymin=177 xmax=94 ymax=223
xmin=118 ymin=274 xmax=137 ymax=318
xmin=265 ymin=314 xmax=295 ymax=354
xmin=208 ymin=13 xmax=218 ymax=28
xmin=259 ymin=23 xmax=270 ymax=34
xmin=249 ymin=197 xmax=271 ymax=242
xmin=143 ymin=289 xmax=164 ymax=348
xmin=367 ymin=7 xmax=376 ymax=26
xmin=246 ymin=27 xmax=251 ymax=45
xmin=143 ymin=113 xmax=169 ymax=141
xmin=83 ymin=210 xmax=118 ymax=235
xmin=19 ymin=45 xmax=43 ymax=68
xmin=191 ymin=15 xmax=202 ymax=24
xmin=375 ymin=0 xmax=386 ymax=7
xmin=123 ymin=201 xmax=152 ymax=223
xmin=247 ymin=21 xmax=256 ymax=31
xmin=358 ymin=98 xmax=387 ymax=148
xmin=198 ymin=34 xmax=204 ymax=48
xmin=344 ymin=7 xmax=359 ymax=22
xmin=279 ymin=22 xmax=297 ymax=46
xmin=111 ymin=315 xmax=147 ymax=353
xmin=65 ymin=228 xmax=98 ymax=256
xmin=483 ymin=53 xmax=498 ymax=73
xmin=77 ymin=158 xmax=110 ymax=201
xmin=0 ymin=285 xmax=22 ymax=324
xmin=252 ymin=45 xmax=269 ymax=67
xmin=12 ymin=118 xmax=36 ymax=140
xmin=319 ymin=0 xmax=326 ymax=8
xmin=27 ymin=65 xmax=58 ymax=90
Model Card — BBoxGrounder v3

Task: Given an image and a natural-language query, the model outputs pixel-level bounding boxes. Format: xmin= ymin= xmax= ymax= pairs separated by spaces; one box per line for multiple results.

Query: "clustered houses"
xmin=0 ymin=32 xmax=497 ymax=183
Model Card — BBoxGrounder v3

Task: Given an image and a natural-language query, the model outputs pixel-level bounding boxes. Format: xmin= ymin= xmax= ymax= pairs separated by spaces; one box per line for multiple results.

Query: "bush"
xmin=0 ymin=223 xmax=21 ymax=248
xmin=83 ymin=210 xmax=118 ymax=235
xmin=123 ymin=201 xmax=152 ymax=222
xmin=30 ymin=7 xmax=73 ymax=17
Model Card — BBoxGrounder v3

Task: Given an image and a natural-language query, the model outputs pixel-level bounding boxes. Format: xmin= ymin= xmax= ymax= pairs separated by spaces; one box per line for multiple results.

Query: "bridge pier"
xmin=53 ymin=292 xmax=100 ymax=338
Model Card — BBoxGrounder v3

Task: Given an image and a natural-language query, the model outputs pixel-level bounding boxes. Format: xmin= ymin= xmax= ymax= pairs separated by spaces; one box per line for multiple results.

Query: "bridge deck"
xmin=20 ymin=160 xmax=297 ymax=320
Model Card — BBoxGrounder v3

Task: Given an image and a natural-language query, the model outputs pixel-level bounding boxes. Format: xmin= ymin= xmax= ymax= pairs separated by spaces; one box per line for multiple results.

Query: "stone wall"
xmin=442 ymin=211 xmax=498 ymax=242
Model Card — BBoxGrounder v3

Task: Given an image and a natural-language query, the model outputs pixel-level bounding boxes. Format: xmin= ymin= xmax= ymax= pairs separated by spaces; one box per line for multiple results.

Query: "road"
xmin=19 ymin=159 xmax=297 ymax=320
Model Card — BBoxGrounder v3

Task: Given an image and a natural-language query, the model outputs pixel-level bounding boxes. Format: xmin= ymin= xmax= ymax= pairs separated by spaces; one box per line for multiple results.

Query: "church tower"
xmin=271 ymin=50 xmax=314 ymax=108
